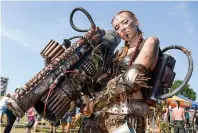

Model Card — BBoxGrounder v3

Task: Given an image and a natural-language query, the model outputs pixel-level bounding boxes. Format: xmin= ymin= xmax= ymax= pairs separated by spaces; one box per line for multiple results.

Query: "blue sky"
xmin=1 ymin=2 xmax=198 ymax=99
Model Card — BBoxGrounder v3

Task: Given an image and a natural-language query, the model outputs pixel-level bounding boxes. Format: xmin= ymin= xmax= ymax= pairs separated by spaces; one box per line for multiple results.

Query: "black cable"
xmin=70 ymin=7 xmax=96 ymax=32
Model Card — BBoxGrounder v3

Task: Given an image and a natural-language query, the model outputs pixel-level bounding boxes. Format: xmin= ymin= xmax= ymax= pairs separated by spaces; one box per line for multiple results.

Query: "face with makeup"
xmin=112 ymin=12 xmax=139 ymax=42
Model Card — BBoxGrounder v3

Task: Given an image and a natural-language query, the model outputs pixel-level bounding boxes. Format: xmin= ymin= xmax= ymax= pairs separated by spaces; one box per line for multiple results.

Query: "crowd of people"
xmin=2 ymin=94 xmax=198 ymax=133
xmin=0 ymin=93 xmax=82 ymax=133
xmin=163 ymin=100 xmax=198 ymax=133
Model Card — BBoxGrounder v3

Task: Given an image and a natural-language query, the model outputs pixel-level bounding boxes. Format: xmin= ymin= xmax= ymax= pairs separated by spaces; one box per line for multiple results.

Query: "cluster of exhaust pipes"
xmin=40 ymin=40 xmax=65 ymax=63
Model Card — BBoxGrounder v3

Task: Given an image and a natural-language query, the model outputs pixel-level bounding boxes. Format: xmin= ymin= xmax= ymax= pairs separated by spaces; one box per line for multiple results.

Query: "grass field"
xmin=0 ymin=115 xmax=79 ymax=133
xmin=0 ymin=126 xmax=79 ymax=133
xmin=0 ymin=127 xmax=52 ymax=133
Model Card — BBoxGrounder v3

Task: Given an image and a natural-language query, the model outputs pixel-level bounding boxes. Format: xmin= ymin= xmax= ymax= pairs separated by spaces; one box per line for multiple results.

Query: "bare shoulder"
xmin=145 ymin=36 xmax=160 ymax=45
xmin=142 ymin=36 xmax=160 ymax=50
xmin=146 ymin=36 xmax=160 ymax=44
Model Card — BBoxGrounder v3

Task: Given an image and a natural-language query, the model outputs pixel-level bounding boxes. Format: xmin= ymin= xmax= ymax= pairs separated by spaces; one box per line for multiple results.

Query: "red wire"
xmin=43 ymin=70 xmax=78 ymax=116
xmin=43 ymin=83 xmax=56 ymax=116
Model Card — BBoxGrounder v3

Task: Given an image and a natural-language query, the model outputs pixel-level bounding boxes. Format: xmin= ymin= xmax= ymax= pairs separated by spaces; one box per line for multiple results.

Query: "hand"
xmin=7 ymin=102 xmax=13 ymax=108
xmin=71 ymin=120 xmax=77 ymax=126
xmin=106 ymin=77 xmax=119 ymax=90
xmin=184 ymin=123 xmax=187 ymax=129
xmin=94 ymin=77 xmax=119 ymax=111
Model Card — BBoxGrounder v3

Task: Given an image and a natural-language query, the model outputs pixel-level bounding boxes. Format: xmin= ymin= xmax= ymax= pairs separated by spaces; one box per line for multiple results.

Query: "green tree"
xmin=171 ymin=80 xmax=196 ymax=101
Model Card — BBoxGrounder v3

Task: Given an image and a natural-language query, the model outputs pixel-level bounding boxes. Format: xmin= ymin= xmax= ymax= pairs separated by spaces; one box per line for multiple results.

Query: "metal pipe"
xmin=159 ymin=45 xmax=193 ymax=99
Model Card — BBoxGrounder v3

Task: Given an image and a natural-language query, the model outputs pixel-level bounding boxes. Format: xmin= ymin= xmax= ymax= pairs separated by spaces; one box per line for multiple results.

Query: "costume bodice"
xmin=121 ymin=53 xmax=132 ymax=66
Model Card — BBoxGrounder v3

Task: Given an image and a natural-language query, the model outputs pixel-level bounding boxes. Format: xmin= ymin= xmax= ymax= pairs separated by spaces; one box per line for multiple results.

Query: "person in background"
xmin=188 ymin=109 xmax=195 ymax=132
xmin=164 ymin=102 xmax=170 ymax=122
xmin=49 ymin=120 xmax=60 ymax=133
xmin=169 ymin=108 xmax=174 ymax=133
xmin=185 ymin=109 xmax=190 ymax=132
xmin=25 ymin=107 xmax=36 ymax=133
xmin=0 ymin=95 xmax=9 ymax=123
xmin=70 ymin=99 xmax=83 ymax=128
xmin=13 ymin=117 xmax=21 ymax=128
xmin=0 ymin=93 xmax=16 ymax=133
xmin=72 ymin=107 xmax=82 ymax=126
xmin=34 ymin=113 xmax=41 ymax=132
xmin=77 ymin=94 xmax=108 ymax=133
xmin=61 ymin=113 xmax=72 ymax=133
xmin=193 ymin=109 xmax=198 ymax=133
xmin=172 ymin=100 xmax=186 ymax=133
xmin=0 ymin=96 xmax=7 ymax=123
xmin=61 ymin=101 xmax=76 ymax=133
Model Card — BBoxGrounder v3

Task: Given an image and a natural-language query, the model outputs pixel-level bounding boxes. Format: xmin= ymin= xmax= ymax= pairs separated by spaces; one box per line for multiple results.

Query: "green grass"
xmin=1 ymin=126 xmax=79 ymax=133
xmin=1 ymin=115 xmax=79 ymax=133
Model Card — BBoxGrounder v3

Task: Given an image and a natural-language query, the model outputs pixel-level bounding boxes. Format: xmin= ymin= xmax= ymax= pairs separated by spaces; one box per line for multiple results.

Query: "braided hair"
xmin=112 ymin=10 xmax=143 ymax=65
xmin=176 ymin=100 xmax=180 ymax=109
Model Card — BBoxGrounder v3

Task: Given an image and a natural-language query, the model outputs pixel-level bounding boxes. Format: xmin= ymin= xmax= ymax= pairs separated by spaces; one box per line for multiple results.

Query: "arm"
xmin=183 ymin=109 xmax=186 ymax=122
xmin=172 ymin=110 xmax=175 ymax=121
xmin=134 ymin=36 xmax=159 ymax=70
xmin=118 ymin=37 xmax=160 ymax=90
xmin=94 ymin=37 xmax=160 ymax=109
xmin=194 ymin=112 xmax=196 ymax=123
xmin=73 ymin=113 xmax=82 ymax=125
xmin=67 ymin=101 xmax=76 ymax=116
xmin=183 ymin=109 xmax=187 ymax=128
xmin=75 ymin=113 xmax=82 ymax=120
xmin=164 ymin=108 xmax=169 ymax=121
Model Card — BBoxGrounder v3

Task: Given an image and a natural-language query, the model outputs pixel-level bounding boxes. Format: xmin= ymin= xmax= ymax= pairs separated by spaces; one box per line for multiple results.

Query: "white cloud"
xmin=1 ymin=17 xmax=72 ymax=54
xmin=1 ymin=24 xmax=42 ymax=53
xmin=1 ymin=15 xmax=118 ymax=55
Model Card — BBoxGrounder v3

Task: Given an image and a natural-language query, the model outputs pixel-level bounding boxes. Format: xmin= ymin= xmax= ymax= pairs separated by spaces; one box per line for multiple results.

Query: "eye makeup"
xmin=128 ymin=20 xmax=136 ymax=28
